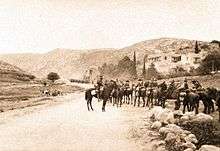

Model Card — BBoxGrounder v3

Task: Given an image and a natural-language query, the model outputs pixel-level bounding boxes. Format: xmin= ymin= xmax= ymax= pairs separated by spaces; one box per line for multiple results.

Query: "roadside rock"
xmin=150 ymin=106 xmax=174 ymax=124
xmin=185 ymin=134 xmax=198 ymax=144
xmin=173 ymin=110 xmax=183 ymax=118
xmin=165 ymin=132 xmax=177 ymax=143
xmin=199 ymin=145 xmax=220 ymax=151
xmin=151 ymin=121 xmax=162 ymax=130
xmin=191 ymin=113 xmax=213 ymax=122
xmin=182 ymin=142 xmax=196 ymax=150
xmin=184 ymin=148 xmax=194 ymax=151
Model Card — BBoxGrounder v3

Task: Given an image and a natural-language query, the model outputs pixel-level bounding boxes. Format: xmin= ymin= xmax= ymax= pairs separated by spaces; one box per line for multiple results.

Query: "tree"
xmin=47 ymin=72 xmax=60 ymax=82
xmin=197 ymin=51 xmax=220 ymax=75
xmin=142 ymin=57 xmax=146 ymax=79
xmin=195 ymin=41 xmax=201 ymax=54
xmin=146 ymin=63 xmax=160 ymax=79
xmin=132 ymin=51 xmax=137 ymax=77
xmin=211 ymin=40 xmax=220 ymax=48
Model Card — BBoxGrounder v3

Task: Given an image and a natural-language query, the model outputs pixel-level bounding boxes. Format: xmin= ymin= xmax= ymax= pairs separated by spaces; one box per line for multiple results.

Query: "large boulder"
xmin=184 ymin=148 xmax=194 ymax=151
xmin=150 ymin=107 xmax=175 ymax=124
xmin=185 ymin=134 xmax=198 ymax=144
xmin=192 ymin=113 xmax=213 ymax=122
xmin=159 ymin=124 xmax=191 ymax=138
xmin=165 ymin=132 xmax=177 ymax=143
xmin=182 ymin=142 xmax=196 ymax=150
xmin=151 ymin=121 xmax=162 ymax=130
xmin=199 ymin=145 xmax=220 ymax=151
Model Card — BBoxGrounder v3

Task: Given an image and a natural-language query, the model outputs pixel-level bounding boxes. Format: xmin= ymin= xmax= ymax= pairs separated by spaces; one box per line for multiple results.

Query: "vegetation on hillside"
xmin=47 ymin=72 xmax=60 ymax=82
xmin=196 ymin=50 xmax=220 ymax=75
xmin=98 ymin=56 xmax=137 ymax=79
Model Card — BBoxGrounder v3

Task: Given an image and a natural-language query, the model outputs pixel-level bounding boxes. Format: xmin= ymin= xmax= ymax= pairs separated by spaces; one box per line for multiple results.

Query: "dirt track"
xmin=0 ymin=91 xmax=159 ymax=151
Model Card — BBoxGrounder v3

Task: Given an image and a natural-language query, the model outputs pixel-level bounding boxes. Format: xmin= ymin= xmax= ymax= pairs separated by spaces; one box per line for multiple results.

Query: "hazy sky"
xmin=0 ymin=0 xmax=220 ymax=54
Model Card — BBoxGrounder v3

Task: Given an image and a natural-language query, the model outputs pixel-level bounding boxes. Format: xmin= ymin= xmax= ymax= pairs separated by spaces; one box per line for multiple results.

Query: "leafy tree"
xmin=211 ymin=40 xmax=220 ymax=48
xmin=47 ymin=72 xmax=60 ymax=82
xmin=197 ymin=51 xmax=220 ymax=75
xmin=146 ymin=63 xmax=161 ymax=79
xmin=98 ymin=55 xmax=136 ymax=79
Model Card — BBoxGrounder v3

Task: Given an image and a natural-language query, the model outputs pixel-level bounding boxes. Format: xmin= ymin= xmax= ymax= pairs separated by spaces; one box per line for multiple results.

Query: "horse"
xmin=177 ymin=90 xmax=200 ymax=114
xmin=100 ymin=84 xmax=114 ymax=112
xmin=134 ymin=86 xmax=146 ymax=107
xmin=85 ymin=88 xmax=97 ymax=111
xmin=123 ymin=87 xmax=133 ymax=104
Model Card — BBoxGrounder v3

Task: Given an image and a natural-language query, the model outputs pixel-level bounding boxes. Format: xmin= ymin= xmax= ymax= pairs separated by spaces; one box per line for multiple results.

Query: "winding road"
xmin=0 ymin=91 xmax=158 ymax=151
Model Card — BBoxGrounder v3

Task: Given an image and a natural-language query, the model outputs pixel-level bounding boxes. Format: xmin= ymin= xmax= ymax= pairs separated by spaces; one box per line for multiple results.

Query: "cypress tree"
xmin=132 ymin=51 xmax=137 ymax=77
xmin=195 ymin=41 xmax=200 ymax=54
xmin=142 ymin=57 xmax=146 ymax=79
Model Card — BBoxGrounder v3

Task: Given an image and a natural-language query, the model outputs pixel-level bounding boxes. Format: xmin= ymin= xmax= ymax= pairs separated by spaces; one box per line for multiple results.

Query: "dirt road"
xmin=0 ymin=92 xmax=160 ymax=151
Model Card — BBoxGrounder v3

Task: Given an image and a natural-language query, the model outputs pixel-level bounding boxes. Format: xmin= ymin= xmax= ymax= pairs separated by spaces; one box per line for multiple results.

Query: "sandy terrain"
xmin=0 ymin=82 xmax=82 ymax=112
xmin=0 ymin=91 xmax=160 ymax=151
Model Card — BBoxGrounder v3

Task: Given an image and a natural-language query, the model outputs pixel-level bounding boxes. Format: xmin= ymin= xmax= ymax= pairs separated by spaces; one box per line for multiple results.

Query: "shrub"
xmin=47 ymin=72 xmax=60 ymax=82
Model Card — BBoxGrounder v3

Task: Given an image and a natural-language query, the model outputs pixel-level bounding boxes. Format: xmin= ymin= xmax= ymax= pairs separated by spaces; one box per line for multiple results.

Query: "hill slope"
xmin=0 ymin=60 xmax=35 ymax=83
xmin=0 ymin=38 xmax=219 ymax=79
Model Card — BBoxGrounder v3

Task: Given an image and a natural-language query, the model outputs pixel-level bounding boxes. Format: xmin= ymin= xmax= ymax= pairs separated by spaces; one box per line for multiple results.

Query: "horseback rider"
xmin=192 ymin=80 xmax=203 ymax=92
xmin=157 ymin=81 xmax=168 ymax=108
xmin=175 ymin=78 xmax=189 ymax=110
xmin=96 ymin=75 xmax=104 ymax=101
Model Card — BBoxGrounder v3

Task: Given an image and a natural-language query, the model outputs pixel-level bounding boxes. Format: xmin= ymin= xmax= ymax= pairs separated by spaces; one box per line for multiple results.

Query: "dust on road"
xmin=0 ymin=92 xmax=159 ymax=151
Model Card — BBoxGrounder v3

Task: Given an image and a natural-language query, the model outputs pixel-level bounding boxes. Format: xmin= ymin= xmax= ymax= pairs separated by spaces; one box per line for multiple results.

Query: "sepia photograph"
xmin=0 ymin=0 xmax=220 ymax=151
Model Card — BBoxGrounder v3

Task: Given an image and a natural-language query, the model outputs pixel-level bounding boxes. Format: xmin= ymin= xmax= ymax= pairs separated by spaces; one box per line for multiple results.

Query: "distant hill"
xmin=0 ymin=60 xmax=35 ymax=83
xmin=0 ymin=38 xmax=219 ymax=79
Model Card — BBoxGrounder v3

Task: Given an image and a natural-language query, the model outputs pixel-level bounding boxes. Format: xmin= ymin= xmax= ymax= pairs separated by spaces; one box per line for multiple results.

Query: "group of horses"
xmin=85 ymin=80 xmax=220 ymax=117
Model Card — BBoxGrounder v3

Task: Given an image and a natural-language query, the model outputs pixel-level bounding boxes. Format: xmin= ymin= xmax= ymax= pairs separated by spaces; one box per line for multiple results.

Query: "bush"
xmin=180 ymin=121 xmax=219 ymax=148
xmin=197 ymin=51 xmax=220 ymax=75
xmin=47 ymin=72 xmax=60 ymax=82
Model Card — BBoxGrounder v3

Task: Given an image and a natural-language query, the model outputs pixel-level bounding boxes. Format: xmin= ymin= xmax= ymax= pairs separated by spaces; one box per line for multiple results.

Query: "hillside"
xmin=0 ymin=38 xmax=219 ymax=79
xmin=0 ymin=60 xmax=35 ymax=83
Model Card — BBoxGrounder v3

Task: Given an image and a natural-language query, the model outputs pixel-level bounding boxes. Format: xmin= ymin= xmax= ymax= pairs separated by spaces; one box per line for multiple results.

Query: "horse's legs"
xmin=134 ymin=96 xmax=136 ymax=107
xmin=131 ymin=93 xmax=133 ymax=105
xmin=102 ymin=99 xmax=107 ymax=112
xmin=87 ymin=100 xmax=90 ymax=111
xmin=161 ymin=98 xmax=165 ymax=108
xmin=119 ymin=97 xmax=122 ymax=107
xmin=142 ymin=97 xmax=145 ymax=107
xmin=89 ymin=99 xmax=94 ymax=111
xmin=137 ymin=97 xmax=140 ymax=107
xmin=211 ymin=101 xmax=215 ymax=113
xmin=186 ymin=101 xmax=190 ymax=112
xmin=151 ymin=96 xmax=154 ymax=109
xmin=195 ymin=102 xmax=199 ymax=114
xmin=183 ymin=104 xmax=186 ymax=114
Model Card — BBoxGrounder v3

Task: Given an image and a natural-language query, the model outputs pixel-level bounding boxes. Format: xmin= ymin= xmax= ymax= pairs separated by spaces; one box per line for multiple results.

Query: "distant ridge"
xmin=0 ymin=38 xmax=219 ymax=79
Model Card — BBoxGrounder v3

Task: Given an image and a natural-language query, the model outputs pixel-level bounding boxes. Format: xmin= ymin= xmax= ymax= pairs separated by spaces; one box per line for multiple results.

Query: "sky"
xmin=0 ymin=0 xmax=220 ymax=54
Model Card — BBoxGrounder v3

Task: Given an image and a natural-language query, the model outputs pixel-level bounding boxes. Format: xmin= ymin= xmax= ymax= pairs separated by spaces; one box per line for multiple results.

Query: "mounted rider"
xmin=192 ymin=80 xmax=203 ymax=92
xmin=175 ymin=78 xmax=189 ymax=110
xmin=96 ymin=75 xmax=104 ymax=101
xmin=157 ymin=81 xmax=168 ymax=108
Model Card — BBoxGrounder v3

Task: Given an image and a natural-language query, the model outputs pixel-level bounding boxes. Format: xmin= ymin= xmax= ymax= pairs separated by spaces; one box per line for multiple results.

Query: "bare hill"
xmin=0 ymin=38 xmax=219 ymax=79
xmin=0 ymin=60 xmax=35 ymax=83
